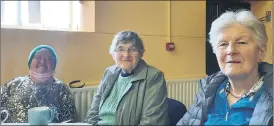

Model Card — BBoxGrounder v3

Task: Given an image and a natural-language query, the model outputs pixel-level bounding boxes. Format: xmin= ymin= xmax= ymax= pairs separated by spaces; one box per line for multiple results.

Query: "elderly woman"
xmin=1 ymin=45 xmax=77 ymax=123
xmin=84 ymin=31 xmax=169 ymax=125
xmin=177 ymin=10 xmax=273 ymax=125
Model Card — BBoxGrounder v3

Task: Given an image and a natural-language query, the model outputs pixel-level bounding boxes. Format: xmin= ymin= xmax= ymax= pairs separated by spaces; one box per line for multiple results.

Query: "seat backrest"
xmin=168 ymin=98 xmax=187 ymax=126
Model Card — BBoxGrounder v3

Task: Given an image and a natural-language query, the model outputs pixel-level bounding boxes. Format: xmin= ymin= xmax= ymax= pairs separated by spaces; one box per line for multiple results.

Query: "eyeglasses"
xmin=115 ymin=48 xmax=139 ymax=55
xmin=33 ymin=56 xmax=55 ymax=61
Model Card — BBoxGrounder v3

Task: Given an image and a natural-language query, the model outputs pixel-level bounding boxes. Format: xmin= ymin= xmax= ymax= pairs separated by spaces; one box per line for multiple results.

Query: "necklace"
xmin=229 ymin=91 xmax=242 ymax=99
xmin=226 ymin=76 xmax=264 ymax=99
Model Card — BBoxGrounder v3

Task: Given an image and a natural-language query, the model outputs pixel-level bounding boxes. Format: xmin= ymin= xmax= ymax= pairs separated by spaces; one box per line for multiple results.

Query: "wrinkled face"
xmin=30 ymin=48 xmax=55 ymax=74
xmin=112 ymin=43 xmax=142 ymax=73
xmin=215 ymin=24 xmax=265 ymax=79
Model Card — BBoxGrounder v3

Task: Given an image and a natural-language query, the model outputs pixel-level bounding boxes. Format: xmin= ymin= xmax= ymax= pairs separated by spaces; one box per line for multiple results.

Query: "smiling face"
xmin=112 ymin=43 xmax=142 ymax=73
xmin=215 ymin=23 xmax=265 ymax=79
xmin=30 ymin=48 xmax=55 ymax=74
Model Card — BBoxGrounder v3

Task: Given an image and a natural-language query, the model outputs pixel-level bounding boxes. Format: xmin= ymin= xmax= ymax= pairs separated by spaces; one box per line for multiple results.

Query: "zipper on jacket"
xmin=225 ymin=111 xmax=229 ymax=121
xmin=115 ymin=82 xmax=133 ymax=112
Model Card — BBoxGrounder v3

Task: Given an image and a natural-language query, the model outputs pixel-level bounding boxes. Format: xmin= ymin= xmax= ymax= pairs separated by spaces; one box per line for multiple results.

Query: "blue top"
xmin=204 ymin=79 xmax=264 ymax=125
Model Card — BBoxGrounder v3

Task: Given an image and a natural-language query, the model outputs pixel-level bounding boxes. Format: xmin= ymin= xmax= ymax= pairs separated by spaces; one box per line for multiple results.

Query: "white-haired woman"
xmin=84 ymin=31 xmax=169 ymax=125
xmin=177 ymin=10 xmax=273 ymax=125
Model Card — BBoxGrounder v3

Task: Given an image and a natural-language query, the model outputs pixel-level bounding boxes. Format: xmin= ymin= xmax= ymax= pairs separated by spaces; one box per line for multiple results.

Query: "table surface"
xmin=2 ymin=123 xmax=90 ymax=125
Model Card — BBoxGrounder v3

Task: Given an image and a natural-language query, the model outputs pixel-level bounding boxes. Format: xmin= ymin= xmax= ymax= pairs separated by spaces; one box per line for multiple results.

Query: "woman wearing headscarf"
xmin=1 ymin=45 xmax=77 ymax=123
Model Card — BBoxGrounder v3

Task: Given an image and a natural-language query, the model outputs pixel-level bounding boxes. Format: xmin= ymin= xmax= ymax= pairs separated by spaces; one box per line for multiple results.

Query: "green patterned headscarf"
xmin=28 ymin=45 xmax=57 ymax=69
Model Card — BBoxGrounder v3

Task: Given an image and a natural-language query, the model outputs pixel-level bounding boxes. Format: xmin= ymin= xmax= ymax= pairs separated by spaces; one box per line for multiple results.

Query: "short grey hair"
xmin=109 ymin=31 xmax=145 ymax=54
xmin=209 ymin=10 xmax=268 ymax=54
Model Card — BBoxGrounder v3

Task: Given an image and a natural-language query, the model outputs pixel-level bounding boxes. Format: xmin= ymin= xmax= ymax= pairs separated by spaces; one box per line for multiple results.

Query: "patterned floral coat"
xmin=1 ymin=75 xmax=77 ymax=123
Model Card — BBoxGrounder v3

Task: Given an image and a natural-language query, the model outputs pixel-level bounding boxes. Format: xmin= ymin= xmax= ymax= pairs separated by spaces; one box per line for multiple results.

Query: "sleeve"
xmin=58 ymin=83 xmax=77 ymax=123
xmin=84 ymin=69 xmax=108 ymax=125
xmin=268 ymin=116 xmax=273 ymax=126
xmin=139 ymin=71 xmax=169 ymax=125
xmin=176 ymin=79 xmax=204 ymax=125
xmin=1 ymin=78 xmax=18 ymax=122
xmin=1 ymin=82 xmax=10 ymax=120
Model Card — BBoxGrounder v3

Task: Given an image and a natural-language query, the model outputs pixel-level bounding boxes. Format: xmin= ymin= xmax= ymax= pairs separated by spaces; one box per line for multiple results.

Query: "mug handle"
xmin=1 ymin=110 xmax=9 ymax=123
xmin=48 ymin=108 xmax=55 ymax=123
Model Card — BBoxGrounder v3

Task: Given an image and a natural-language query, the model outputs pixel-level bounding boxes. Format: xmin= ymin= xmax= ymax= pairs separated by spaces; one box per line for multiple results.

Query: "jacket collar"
xmin=99 ymin=59 xmax=149 ymax=109
xmin=258 ymin=62 xmax=273 ymax=96
xmin=202 ymin=62 xmax=273 ymax=97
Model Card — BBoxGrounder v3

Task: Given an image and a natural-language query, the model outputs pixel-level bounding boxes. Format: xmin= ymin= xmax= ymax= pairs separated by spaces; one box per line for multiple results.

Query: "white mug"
xmin=1 ymin=110 xmax=9 ymax=123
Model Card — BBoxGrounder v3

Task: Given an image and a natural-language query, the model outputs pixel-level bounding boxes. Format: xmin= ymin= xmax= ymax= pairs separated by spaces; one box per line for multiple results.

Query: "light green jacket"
xmin=84 ymin=59 xmax=169 ymax=125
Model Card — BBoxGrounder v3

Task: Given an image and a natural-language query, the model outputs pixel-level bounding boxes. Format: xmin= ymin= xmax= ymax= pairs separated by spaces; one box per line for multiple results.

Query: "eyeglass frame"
xmin=114 ymin=47 xmax=141 ymax=55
